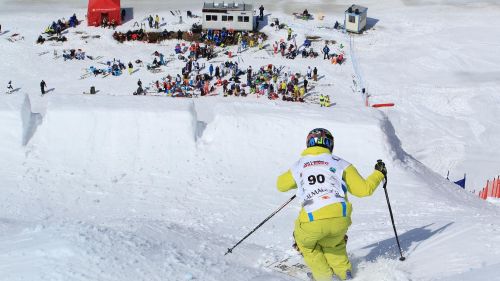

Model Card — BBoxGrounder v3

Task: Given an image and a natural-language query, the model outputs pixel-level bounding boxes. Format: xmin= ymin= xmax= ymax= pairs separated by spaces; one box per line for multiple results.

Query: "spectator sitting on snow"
xmin=69 ymin=13 xmax=78 ymax=28
xmin=62 ymin=50 xmax=71 ymax=61
xmin=151 ymin=57 xmax=159 ymax=68
xmin=175 ymin=44 xmax=182 ymax=54
xmin=135 ymin=86 xmax=144 ymax=95
xmin=37 ymin=35 xmax=45 ymax=44
xmin=76 ymin=49 xmax=85 ymax=60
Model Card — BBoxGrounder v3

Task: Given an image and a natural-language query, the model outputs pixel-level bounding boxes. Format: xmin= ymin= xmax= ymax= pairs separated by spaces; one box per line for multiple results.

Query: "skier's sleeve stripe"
xmin=341 ymin=202 xmax=347 ymax=217
xmin=307 ymin=212 xmax=314 ymax=222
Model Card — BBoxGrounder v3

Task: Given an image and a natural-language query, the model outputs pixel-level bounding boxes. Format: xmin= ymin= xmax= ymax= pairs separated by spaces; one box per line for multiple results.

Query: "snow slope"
xmin=1 ymin=0 xmax=500 ymax=281
xmin=352 ymin=0 xmax=500 ymax=189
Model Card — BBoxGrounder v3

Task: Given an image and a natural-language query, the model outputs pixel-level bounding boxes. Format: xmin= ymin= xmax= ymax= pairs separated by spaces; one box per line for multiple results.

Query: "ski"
xmin=266 ymin=254 xmax=312 ymax=281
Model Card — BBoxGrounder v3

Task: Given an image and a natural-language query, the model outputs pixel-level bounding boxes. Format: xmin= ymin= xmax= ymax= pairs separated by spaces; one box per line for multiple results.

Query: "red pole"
xmin=497 ymin=176 xmax=500 ymax=198
xmin=492 ymin=179 xmax=497 ymax=198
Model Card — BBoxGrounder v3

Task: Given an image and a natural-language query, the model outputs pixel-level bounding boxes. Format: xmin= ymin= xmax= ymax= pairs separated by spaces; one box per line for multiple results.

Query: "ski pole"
xmin=225 ymin=195 xmax=296 ymax=255
xmin=382 ymin=175 xmax=406 ymax=261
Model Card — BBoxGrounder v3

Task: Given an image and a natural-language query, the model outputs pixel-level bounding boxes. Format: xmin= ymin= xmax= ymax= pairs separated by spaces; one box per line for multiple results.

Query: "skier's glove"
xmin=374 ymin=159 xmax=387 ymax=176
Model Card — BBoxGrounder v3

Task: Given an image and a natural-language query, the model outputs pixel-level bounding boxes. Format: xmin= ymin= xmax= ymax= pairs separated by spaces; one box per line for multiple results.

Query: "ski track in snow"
xmin=1 ymin=0 xmax=500 ymax=280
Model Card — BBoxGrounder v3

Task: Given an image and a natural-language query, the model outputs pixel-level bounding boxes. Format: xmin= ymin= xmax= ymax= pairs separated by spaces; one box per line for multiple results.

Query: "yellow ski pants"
xmin=294 ymin=217 xmax=352 ymax=280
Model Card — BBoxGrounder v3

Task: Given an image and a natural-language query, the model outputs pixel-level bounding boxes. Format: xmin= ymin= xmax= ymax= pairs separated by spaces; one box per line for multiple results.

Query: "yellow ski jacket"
xmin=277 ymin=146 xmax=384 ymax=222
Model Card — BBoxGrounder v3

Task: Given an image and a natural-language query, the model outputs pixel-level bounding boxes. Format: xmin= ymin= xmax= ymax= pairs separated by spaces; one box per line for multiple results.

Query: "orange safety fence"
xmin=478 ymin=176 xmax=500 ymax=200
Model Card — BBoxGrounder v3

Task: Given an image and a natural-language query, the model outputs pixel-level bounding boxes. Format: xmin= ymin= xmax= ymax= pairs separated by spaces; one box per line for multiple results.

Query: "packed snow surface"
xmin=1 ymin=0 xmax=500 ymax=281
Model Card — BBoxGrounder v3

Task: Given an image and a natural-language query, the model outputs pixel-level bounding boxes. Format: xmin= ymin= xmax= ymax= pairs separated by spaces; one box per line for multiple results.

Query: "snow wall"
xmin=0 ymin=94 xmax=42 ymax=169
xmin=26 ymin=95 xmax=198 ymax=179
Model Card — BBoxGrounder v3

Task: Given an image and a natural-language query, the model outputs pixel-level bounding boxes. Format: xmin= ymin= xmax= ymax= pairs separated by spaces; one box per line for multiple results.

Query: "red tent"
xmin=87 ymin=0 xmax=121 ymax=27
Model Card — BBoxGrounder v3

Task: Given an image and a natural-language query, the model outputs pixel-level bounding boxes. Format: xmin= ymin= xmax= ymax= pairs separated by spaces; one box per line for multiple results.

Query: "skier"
xmin=6 ymin=81 xmax=14 ymax=94
xmin=277 ymin=128 xmax=386 ymax=281
xmin=40 ymin=80 xmax=47 ymax=95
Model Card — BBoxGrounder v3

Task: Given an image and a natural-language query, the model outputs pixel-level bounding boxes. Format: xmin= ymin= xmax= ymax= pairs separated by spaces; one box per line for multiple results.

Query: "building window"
xmin=228 ymin=16 xmax=234 ymax=21
xmin=206 ymin=15 xmax=218 ymax=21
xmin=222 ymin=15 xmax=228 ymax=21
xmin=238 ymin=16 xmax=243 ymax=22
xmin=243 ymin=16 xmax=249 ymax=22
xmin=349 ymin=15 xmax=356 ymax=23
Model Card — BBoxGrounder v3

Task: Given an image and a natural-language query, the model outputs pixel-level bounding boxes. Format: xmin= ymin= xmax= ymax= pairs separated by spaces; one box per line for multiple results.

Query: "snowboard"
xmin=266 ymin=254 xmax=312 ymax=281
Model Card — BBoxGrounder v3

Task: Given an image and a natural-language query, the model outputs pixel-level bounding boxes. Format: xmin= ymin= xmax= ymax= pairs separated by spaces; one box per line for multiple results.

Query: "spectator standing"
xmin=215 ymin=66 xmax=220 ymax=79
xmin=209 ymin=64 xmax=214 ymax=77
xmin=148 ymin=15 xmax=153 ymax=28
xmin=259 ymin=5 xmax=264 ymax=19
xmin=7 ymin=80 xmax=13 ymax=94
xmin=155 ymin=15 xmax=160 ymax=29
xmin=128 ymin=62 xmax=133 ymax=75
xmin=40 ymin=80 xmax=47 ymax=95
xmin=322 ymin=44 xmax=330 ymax=60
xmin=313 ymin=67 xmax=318 ymax=81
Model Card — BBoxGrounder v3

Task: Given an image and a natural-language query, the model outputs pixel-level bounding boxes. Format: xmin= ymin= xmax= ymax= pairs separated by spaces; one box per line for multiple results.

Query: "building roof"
xmin=345 ymin=4 xmax=367 ymax=15
xmin=203 ymin=2 xmax=253 ymax=12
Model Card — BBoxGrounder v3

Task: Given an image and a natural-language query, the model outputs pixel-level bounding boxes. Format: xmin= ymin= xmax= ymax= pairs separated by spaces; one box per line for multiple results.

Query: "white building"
xmin=202 ymin=2 xmax=254 ymax=31
xmin=344 ymin=4 xmax=368 ymax=33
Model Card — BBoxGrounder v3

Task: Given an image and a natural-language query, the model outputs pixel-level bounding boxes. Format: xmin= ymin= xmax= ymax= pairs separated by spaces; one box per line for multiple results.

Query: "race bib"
xmin=291 ymin=154 xmax=350 ymax=213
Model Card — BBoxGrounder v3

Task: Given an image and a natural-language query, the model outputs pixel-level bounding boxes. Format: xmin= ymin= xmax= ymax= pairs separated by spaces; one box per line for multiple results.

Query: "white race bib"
xmin=291 ymin=153 xmax=350 ymax=213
